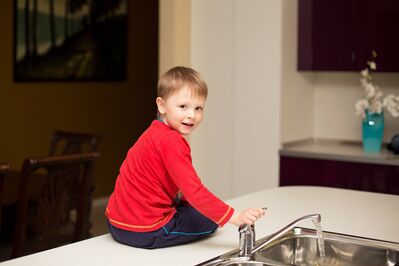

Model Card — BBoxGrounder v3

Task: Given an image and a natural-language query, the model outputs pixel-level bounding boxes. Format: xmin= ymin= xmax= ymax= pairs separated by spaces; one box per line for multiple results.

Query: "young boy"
xmin=106 ymin=66 xmax=265 ymax=249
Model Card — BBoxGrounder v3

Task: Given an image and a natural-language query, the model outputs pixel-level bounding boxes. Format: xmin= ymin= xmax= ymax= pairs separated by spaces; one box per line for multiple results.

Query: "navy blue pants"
xmin=108 ymin=204 xmax=218 ymax=249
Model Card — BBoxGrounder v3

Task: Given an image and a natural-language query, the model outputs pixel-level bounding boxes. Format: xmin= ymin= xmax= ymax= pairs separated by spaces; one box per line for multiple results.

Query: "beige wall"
xmin=313 ymin=73 xmax=399 ymax=142
xmin=0 ymin=1 xmax=158 ymax=197
xmin=160 ymin=0 xmax=399 ymax=199
xmin=280 ymin=0 xmax=315 ymax=143
xmin=159 ymin=0 xmax=190 ymax=75
xmin=189 ymin=0 xmax=235 ymax=199
xmin=190 ymin=0 xmax=282 ymax=198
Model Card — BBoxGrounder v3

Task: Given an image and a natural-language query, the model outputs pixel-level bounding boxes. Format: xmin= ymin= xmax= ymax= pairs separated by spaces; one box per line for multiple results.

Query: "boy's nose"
xmin=187 ymin=109 xmax=195 ymax=119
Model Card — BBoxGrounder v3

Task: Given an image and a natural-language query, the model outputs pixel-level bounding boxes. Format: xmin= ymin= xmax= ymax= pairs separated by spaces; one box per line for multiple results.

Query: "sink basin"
xmin=256 ymin=227 xmax=399 ymax=266
xmin=197 ymin=227 xmax=399 ymax=266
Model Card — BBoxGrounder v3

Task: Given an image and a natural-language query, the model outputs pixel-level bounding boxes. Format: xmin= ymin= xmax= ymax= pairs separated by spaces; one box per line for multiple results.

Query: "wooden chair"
xmin=49 ymin=131 xmax=101 ymax=156
xmin=0 ymin=164 xmax=10 ymax=240
xmin=0 ymin=163 xmax=10 ymax=206
xmin=11 ymin=153 xmax=99 ymax=259
xmin=49 ymin=131 xmax=101 ymax=230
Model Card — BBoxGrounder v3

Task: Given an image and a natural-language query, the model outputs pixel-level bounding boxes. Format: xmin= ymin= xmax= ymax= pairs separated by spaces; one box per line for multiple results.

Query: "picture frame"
xmin=14 ymin=0 xmax=128 ymax=81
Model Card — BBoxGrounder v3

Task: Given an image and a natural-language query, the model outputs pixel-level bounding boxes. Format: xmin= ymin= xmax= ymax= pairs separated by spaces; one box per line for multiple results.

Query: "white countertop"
xmin=280 ymin=138 xmax=399 ymax=166
xmin=2 ymin=186 xmax=399 ymax=266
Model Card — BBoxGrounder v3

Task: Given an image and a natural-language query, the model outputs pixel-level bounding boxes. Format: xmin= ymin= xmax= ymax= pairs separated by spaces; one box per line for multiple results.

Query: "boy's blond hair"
xmin=157 ymin=66 xmax=208 ymax=100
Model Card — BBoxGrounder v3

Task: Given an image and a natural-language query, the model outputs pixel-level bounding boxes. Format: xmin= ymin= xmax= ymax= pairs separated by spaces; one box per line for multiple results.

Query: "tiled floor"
xmin=90 ymin=197 xmax=109 ymax=236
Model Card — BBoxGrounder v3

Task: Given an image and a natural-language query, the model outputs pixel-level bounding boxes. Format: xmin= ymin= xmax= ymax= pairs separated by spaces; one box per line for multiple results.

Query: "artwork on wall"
xmin=14 ymin=0 xmax=128 ymax=81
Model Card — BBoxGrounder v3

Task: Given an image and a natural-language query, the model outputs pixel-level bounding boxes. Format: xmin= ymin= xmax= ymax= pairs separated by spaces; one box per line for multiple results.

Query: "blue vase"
xmin=362 ymin=110 xmax=384 ymax=153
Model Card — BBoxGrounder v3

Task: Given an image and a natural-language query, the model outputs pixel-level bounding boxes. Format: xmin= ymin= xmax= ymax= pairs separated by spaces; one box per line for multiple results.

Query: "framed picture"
xmin=14 ymin=0 xmax=128 ymax=81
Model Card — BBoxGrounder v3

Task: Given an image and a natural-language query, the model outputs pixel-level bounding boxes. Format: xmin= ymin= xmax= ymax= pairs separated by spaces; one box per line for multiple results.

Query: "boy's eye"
xmin=179 ymin=105 xmax=187 ymax=109
xmin=196 ymin=106 xmax=203 ymax=111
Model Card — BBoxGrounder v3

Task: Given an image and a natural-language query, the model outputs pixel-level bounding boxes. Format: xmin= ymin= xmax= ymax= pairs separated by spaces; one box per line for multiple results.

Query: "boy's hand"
xmin=228 ymin=208 xmax=266 ymax=226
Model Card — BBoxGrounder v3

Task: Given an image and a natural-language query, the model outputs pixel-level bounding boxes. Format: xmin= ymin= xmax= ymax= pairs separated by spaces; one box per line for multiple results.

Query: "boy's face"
xmin=156 ymin=86 xmax=206 ymax=136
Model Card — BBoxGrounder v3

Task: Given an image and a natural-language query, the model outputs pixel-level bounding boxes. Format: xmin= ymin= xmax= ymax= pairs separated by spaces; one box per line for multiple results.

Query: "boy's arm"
xmin=160 ymin=134 xmax=234 ymax=227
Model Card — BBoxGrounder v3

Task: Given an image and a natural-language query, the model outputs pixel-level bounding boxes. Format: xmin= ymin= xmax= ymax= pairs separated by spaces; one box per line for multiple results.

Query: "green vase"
xmin=362 ymin=110 xmax=384 ymax=153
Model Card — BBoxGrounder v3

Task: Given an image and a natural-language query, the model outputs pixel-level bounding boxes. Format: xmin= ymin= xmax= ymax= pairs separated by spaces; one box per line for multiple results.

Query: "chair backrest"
xmin=49 ymin=131 xmax=101 ymax=156
xmin=48 ymin=131 xmax=101 ymax=230
xmin=11 ymin=153 xmax=99 ymax=259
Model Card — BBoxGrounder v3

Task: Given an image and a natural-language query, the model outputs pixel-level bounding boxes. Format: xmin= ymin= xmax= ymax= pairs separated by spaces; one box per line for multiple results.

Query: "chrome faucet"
xmin=238 ymin=224 xmax=255 ymax=257
xmin=238 ymin=214 xmax=321 ymax=257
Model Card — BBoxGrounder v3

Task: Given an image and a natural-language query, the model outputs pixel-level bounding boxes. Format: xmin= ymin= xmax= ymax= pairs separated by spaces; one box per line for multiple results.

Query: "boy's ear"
xmin=156 ymin=97 xmax=166 ymax=115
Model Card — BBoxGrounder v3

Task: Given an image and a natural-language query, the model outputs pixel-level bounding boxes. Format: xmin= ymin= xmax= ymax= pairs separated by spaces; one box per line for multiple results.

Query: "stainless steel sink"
xmin=256 ymin=227 xmax=399 ymax=266
xmin=197 ymin=227 xmax=399 ymax=266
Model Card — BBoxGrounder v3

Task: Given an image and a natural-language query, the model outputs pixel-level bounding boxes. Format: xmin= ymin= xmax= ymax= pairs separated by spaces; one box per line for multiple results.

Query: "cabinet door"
xmin=298 ymin=0 xmax=399 ymax=71
xmin=298 ymin=0 xmax=356 ymax=71
xmin=279 ymin=155 xmax=399 ymax=195
xmin=361 ymin=0 xmax=399 ymax=72
xmin=279 ymin=156 xmax=341 ymax=187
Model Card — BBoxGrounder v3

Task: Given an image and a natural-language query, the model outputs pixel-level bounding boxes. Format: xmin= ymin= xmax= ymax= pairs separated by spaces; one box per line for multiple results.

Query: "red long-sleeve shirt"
xmin=106 ymin=120 xmax=234 ymax=232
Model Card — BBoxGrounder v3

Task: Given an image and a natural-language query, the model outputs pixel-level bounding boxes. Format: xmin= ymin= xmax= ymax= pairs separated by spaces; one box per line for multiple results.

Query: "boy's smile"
xmin=156 ymin=86 xmax=206 ymax=136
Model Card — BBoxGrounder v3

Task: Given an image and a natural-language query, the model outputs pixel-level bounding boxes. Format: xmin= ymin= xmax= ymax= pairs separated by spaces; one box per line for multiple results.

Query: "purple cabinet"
xmin=298 ymin=0 xmax=399 ymax=72
xmin=279 ymin=156 xmax=399 ymax=195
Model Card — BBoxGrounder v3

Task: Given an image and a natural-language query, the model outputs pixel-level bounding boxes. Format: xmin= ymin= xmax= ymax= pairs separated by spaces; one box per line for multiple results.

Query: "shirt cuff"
xmin=216 ymin=206 xmax=235 ymax=227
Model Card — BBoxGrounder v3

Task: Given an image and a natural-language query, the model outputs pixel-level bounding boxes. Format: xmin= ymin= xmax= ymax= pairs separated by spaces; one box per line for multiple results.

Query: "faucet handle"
xmin=238 ymin=224 xmax=255 ymax=257
xmin=239 ymin=223 xmax=255 ymax=233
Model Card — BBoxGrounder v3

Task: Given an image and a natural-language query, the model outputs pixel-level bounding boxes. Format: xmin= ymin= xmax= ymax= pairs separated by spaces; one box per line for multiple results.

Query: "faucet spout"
xmin=250 ymin=214 xmax=321 ymax=255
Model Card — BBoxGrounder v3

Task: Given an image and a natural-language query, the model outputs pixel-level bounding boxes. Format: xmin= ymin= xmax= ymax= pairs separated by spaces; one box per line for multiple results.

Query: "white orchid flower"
xmin=361 ymin=68 xmax=369 ymax=78
xmin=374 ymin=86 xmax=383 ymax=99
xmin=364 ymin=83 xmax=376 ymax=98
xmin=370 ymin=100 xmax=383 ymax=114
xmin=355 ymin=99 xmax=369 ymax=118
xmin=384 ymin=94 xmax=399 ymax=117
xmin=356 ymin=58 xmax=399 ymax=118
xmin=367 ymin=61 xmax=377 ymax=70
xmin=360 ymin=78 xmax=368 ymax=88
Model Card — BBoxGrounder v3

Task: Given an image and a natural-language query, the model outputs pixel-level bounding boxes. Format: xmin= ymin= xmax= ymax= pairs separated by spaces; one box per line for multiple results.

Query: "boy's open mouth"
xmin=182 ymin=122 xmax=194 ymax=127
